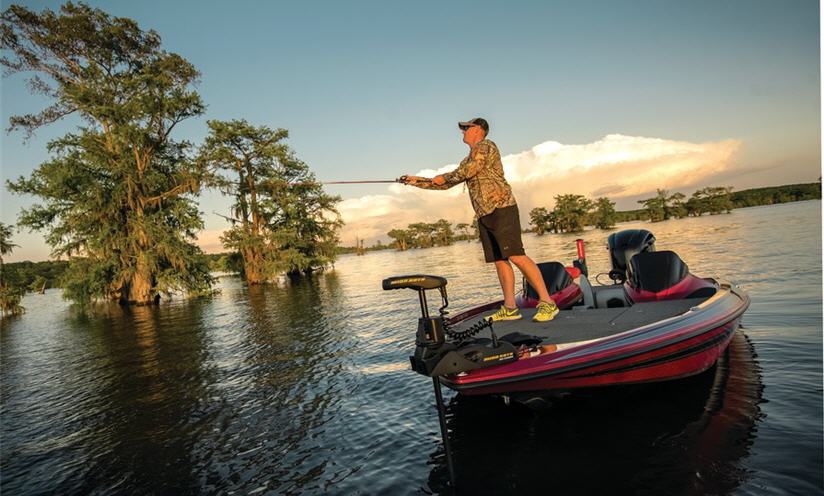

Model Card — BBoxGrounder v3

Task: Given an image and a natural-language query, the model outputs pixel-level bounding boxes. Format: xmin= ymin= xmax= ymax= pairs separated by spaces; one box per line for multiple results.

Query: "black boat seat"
xmin=628 ymin=251 xmax=689 ymax=293
xmin=382 ymin=274 xmax=447 ymax=291
xmin=608 ymin=229 xmax=656 ymax=281
xmin=525 ymin=262 xmax=572 ymax=299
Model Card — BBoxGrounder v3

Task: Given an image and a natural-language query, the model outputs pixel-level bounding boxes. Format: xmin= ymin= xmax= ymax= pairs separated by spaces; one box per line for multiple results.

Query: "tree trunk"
xmin=242 ymin=247 xmax=266 ymax=284
xmin=120 ymin=264 xmax=154 ymax=305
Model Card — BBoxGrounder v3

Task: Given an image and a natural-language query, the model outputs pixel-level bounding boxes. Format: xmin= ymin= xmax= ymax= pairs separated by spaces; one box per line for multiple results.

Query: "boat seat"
xmin=628 ymin=251 xmax=689 ymax=293
xmin=525 ymin=262 xmax=572 ymax=299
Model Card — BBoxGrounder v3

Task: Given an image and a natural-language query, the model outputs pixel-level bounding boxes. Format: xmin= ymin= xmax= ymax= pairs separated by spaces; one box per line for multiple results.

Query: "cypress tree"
xmin=2 ymin=3 xmax=212 ymax=304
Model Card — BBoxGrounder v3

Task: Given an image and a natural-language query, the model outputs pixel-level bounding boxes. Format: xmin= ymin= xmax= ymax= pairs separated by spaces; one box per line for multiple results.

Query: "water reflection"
xmin=425 ymin=331 xmax=763 ymax=495
xmin=188 ymin=273 xmax=359 ymax=494
xmin=0 ymin=202 xmax=819 ymax=495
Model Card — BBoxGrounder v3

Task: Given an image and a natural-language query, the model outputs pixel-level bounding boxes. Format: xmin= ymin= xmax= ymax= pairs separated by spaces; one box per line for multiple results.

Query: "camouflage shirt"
xmin=419 ymin=139 xmax=516 ymax=218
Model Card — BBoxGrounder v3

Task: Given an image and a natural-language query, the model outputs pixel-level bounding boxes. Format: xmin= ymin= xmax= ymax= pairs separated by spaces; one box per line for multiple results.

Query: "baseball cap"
xmin=458 ymin=117 xmax=489 ymax=134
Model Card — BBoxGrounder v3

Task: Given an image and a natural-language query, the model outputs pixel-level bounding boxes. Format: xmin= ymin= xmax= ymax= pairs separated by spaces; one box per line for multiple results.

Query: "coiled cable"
xmin=438 ymin=292 xmax=494 ymax=343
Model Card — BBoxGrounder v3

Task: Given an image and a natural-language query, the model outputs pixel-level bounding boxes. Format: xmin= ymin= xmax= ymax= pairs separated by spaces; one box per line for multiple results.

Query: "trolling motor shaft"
xmin=382 ymin=273 xmax=521 ymax=490
xmin=381 ymin=274 xmax=456 ymax=487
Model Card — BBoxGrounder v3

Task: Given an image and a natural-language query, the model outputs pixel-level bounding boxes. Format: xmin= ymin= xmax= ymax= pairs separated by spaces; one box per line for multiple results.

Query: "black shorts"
xmin=478 ymin=205 xmax=526 ymax=263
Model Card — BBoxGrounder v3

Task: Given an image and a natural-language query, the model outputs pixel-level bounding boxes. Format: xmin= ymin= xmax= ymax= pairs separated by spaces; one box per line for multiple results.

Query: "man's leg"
xmin=509 ymin=254 xmax=554 ymax=303
xmin=494 ymin=259 xmax=517 ymax=308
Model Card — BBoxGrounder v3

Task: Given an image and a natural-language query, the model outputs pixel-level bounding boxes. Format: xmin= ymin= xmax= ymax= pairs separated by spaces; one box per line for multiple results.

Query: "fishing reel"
xmin=382 ymin=275 xmax=517 ymax=377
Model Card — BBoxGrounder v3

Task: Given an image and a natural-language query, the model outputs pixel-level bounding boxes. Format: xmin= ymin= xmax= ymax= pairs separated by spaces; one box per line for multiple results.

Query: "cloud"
xmin=337 ymin=134 xmax=741 ymax=244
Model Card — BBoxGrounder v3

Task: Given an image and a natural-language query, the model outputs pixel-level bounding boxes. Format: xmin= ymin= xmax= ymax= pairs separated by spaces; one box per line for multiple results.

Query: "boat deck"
xmin=452 ymin=297 xmax=708 ymax=346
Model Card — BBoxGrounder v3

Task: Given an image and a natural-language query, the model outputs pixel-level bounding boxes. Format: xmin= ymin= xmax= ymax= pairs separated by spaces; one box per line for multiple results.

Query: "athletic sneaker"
xmin=533 ymin=301 xmax=560 ymax=322
xmin=486 ymin=305 xmax=523 ymax=322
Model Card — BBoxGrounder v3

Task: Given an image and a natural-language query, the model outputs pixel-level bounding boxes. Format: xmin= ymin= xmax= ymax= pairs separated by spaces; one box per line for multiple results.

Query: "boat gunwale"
xmin=441 ymin=280 xmax=750 ymax=390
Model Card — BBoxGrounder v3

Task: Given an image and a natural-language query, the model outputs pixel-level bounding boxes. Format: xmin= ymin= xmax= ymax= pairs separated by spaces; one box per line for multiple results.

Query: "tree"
xmin=455 ymin=222 xmax=471 ymax=241
xmin=471 ymin=219 xmax=480 ymax=239
xmin=199 ymin=120 xmax=342 ymax=281
xmin=638 ymin=189 xmax=686 ymax=222
xmin=591 ymin=197 xmax=617 ymax=229
xmin=552 ymin=194 xmax=593 ymax=233
xmin=387 ymin=229 xmax=411 ymax=251
xmin=2 ymin=3 xmax=212 ymax=305
xmin=638 ymin=190 xmax=667 ymax=222
xmin=529 ymin=207 xmax=551 ymax=235
xmin=704 ymin=186 xmax=734 ymax=214
xmin=408 ymin=222 xmax=435 ymax=248
xmin=29 ymin=275 xmax=47 ymax=293
xmin=432 ymin=219 xmax=454 ymax=246
xmin=686 ymin=189 xmax=709 ymax=216
xmin=0 ymin=223 xmax=25 ymax=315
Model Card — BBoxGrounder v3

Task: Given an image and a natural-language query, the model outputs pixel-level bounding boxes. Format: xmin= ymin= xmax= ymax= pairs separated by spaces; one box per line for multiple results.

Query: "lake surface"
xmin=2 ymin=201 xmax=822 ymax=495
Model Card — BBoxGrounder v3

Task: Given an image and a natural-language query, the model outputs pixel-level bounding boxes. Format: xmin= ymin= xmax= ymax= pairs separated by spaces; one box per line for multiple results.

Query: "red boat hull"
xmin=453 ymin=320 xmax=738 ymax=396
xmin=441 ymin=282 xmax=749 ymax=396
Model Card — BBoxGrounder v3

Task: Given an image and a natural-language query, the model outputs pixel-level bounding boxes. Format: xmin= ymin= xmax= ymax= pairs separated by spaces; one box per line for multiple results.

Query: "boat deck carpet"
xmin=452 ymin=297 xmax=708 ymax=346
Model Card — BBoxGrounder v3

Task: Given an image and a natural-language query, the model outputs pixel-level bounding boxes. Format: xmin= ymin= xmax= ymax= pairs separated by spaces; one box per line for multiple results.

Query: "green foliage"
xmin=454 ymin=222 xmax=473 ymax=241
xmin=199 ymin=119 xmax=342 ymax=281
xmin=2 ymin=2 xmax=212 ymax=304
xmin=433 ymin=219 xmax=454 ymax=246
xmin=0 ymin=223 xmax=17 ymax=261
xmin=203 ymin=252 xmax=243 ymax=273
xmin=552 ymin=194 xmax=593 ymax=233
xmin=684 ymin=187 xmax=733 ymax=216
xmin=336 ymin=242 xmax=392 ymax=255
xmin=529 ymin=207 xmax=550 ymax=235
xmin=1 ymin=260 xmax=68 ymax=290
xmin=0 ymin=285 xmax=25 ymax=316
xmin=637 ymin=189 xmax=688 ymax=221
xmin=60 ymin=256 xmax=117 ymax=305
xmin=29 ymin=275 xmax=47 ymax=292
xmin=730 ymin=183 xmax=820 ymax=207
xmin=0 ymin=223 xmax=25 ymax=316
xmin=591 ymin=197 xmax=617 ymax=229
xmin=387 ymin=228 xmax=412 ymax=251
xmin=386 ymin=219 xmax=464 ymax=250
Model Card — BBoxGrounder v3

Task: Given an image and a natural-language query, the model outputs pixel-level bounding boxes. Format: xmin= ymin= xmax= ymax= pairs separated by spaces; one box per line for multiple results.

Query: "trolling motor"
xmin=382 ymin=275 xmax=518 ymax=377
xmin=382 ymin=274 xmax=521 ymax=489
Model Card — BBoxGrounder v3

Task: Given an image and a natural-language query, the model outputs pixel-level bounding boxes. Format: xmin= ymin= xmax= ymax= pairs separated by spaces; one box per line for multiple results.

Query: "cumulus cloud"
xmin=337 ymin=134 xmax=741 ymax=245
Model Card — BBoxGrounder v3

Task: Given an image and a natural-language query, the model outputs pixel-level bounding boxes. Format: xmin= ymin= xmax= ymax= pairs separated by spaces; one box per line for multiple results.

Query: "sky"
xmin=1 ymin=0 xmax=820 ymax=261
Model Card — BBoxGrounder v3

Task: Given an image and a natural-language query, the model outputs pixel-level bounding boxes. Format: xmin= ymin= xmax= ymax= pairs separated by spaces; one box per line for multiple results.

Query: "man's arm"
xmin=400 ymin=175 xmax=451 ymax=190
xmin=401 ymin=142 xmax=492 ymax=190
xmin=441 ymin=142 xmax=491 ymax=186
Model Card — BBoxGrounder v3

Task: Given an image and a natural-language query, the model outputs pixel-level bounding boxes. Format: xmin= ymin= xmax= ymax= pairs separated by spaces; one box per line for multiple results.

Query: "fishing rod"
xmin=226 ymin=179 xmax=409 ymax=187
xmin=319 ymin=180 xmax=400 ymax=185
xmin=226 ymin=177 xmax=436 ymax=187
xmin=311 ymin=177 xmax=431 ymax=185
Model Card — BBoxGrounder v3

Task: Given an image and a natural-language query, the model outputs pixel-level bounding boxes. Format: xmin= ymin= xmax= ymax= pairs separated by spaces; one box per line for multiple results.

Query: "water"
xmin=2 ymin=201 xmax=821 ymax=495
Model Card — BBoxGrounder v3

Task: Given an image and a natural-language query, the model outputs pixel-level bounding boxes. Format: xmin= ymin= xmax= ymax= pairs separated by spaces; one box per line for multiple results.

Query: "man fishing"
xmin=400 ymin=118 xmax=559 ymax=322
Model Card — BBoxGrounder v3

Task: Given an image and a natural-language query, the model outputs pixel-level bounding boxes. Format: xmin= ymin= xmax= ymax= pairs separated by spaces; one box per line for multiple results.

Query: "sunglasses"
xmin=459 ymin=125 xmax=478 ymax=131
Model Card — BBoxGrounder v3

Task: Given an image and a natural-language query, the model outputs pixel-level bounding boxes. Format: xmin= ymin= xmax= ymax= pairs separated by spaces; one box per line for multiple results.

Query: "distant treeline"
xmin=338 ymin=182 xmax=820 ymax=252
xmin=605 ymin=182 xmax=821 ymax=224
xmin=2 ymin=260 xmax=70 ymax=291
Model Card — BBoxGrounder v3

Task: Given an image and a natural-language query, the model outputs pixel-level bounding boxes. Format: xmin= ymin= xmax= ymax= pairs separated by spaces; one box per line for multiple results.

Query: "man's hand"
xmin=399 ymin=175 xmax=429 ymax=186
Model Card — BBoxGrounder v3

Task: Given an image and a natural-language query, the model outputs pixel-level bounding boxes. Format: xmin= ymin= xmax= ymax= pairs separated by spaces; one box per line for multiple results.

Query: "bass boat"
xmin=382 ymin=229 xmax=750 ymax=485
